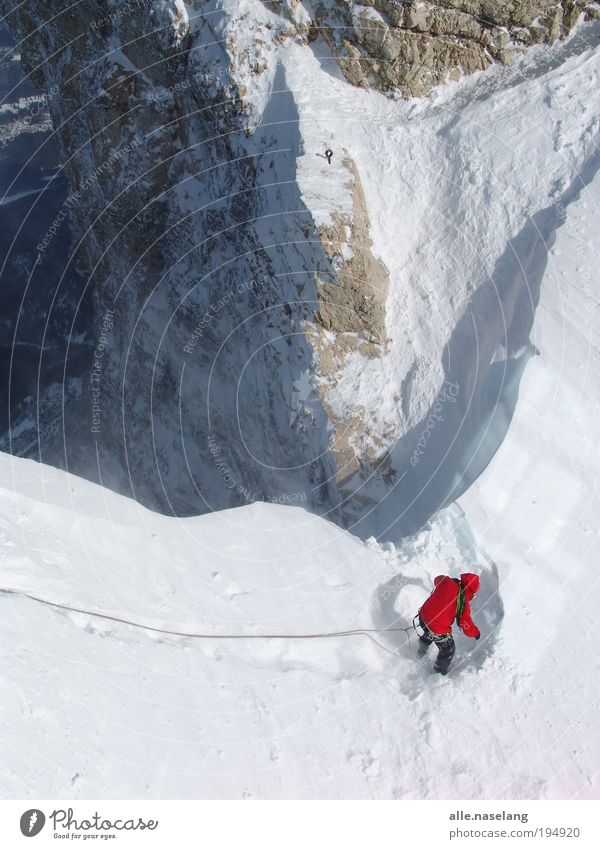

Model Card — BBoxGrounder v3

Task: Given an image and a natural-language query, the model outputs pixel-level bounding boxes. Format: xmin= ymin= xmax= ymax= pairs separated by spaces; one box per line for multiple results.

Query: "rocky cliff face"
xmin=1 ymin=0 xmax=599 ymax=535
xmin=0 ymin=0 xmax=345 ymax=516
xmin=0 ymin=26 xmax=90 ymax=448
xmin=310 ymin=1 xmax=600 ymax=96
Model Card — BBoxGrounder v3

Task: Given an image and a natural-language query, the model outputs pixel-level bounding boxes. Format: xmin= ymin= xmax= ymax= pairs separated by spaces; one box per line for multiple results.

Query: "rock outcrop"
xmin=314 ymin=157 xmax=389 ymax=351
xmin=278 ymin=1 xmax=600 ymax=96
xmin=306 ymin=156 xmax=390 ymax=482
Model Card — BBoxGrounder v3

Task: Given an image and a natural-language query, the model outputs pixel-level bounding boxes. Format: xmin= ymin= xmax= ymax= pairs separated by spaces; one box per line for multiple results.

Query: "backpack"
xmin=454 ymin=578 xmax=466 ymax=626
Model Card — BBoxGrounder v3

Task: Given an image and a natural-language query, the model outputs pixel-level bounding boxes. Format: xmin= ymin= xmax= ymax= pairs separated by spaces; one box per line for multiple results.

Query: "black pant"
xmin=418 ymin=615 xmax=456 ymax=674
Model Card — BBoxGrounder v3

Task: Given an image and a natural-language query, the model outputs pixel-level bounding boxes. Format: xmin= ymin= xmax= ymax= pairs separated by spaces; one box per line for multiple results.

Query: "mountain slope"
xmin=0 ymin=3 xmax=599 ymax=535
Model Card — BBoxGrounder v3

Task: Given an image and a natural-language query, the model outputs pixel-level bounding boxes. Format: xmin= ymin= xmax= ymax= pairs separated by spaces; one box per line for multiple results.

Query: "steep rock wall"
xmin=309 ymin=1 xmax=600 ymax=96
xmin=0 ymin=0 xmax=342 ymax=514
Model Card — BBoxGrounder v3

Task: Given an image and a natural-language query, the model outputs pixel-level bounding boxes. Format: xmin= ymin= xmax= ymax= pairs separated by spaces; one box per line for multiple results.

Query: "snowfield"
xmin=0 ymin=449 xmax=495 ymax=799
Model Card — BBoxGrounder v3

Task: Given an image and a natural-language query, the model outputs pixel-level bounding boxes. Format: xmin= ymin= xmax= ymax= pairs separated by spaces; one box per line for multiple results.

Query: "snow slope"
xmin=0 ymin=448 xmax=492 ymax=799
xmin=459 ymin=161 xmax=600 ymax=797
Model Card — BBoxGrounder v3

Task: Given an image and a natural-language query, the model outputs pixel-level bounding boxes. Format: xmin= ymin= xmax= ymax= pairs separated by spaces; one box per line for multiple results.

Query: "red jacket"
xmin=420 ymin=573 xmax=480 ymax=638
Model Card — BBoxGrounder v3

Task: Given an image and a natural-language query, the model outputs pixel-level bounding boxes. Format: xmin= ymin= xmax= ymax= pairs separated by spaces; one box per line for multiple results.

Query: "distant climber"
xmin=417 ymin=573 xmax=481 ymax=675
xmin=325 ymin=148 xmax=333 ymax=164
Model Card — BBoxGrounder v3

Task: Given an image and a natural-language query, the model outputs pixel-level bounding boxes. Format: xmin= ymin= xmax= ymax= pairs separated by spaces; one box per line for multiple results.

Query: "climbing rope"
xmin=0 ymin=586 xmax=416 ymax=657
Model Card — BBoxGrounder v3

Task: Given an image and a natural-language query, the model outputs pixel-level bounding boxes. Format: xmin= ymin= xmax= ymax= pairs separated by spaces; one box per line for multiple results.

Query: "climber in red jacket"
xmin=418 ymin=573 xmax=481 ymax=675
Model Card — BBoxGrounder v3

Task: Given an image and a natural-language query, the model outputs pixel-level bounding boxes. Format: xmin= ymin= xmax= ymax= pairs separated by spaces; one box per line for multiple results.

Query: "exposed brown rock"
xmin=314 ymin=157 xmax=389 ymax=351
xmin=308 ymin=1 xmax=600 ymax=96
xmin=305 ymin=155 xmax=392 ymax=482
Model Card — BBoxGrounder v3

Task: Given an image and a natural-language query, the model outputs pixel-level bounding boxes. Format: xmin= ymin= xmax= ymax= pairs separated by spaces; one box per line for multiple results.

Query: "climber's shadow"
xmin=371 ymin=574 xmax=428 ymax=655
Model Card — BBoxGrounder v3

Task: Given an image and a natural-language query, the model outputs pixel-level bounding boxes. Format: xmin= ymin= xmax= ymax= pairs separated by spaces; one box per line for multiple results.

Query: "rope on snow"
xmin=0 ymin=586 xmax=415 ymax=657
